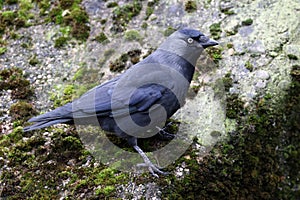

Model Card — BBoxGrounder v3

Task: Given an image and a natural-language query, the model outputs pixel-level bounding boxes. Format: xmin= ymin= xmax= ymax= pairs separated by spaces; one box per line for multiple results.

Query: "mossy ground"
xmin=109 ymin=49 xmax=142 ymax=72
xmin=0 ymin=0 xmax=90 ymax=50
xmin=0 ymin=67 xmax=34 ymax=100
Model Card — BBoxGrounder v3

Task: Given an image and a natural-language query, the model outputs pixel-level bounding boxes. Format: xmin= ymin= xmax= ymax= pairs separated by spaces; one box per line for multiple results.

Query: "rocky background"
xmin=0 ymin=0 xmax=299 ymax=199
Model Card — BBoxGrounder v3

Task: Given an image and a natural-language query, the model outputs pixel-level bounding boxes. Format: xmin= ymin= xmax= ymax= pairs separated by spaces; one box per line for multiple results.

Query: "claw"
xmin=133 ymin=145 xmax=169 ymax=177
xmin=137 ymin=161 xmax=168 ymax=177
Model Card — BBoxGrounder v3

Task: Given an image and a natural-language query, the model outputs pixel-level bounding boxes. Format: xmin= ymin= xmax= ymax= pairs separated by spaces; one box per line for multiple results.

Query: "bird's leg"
xmin=133 ymin=145 xmax=168 ymax=178
xmin=156 ymin=121 xmax=176 ymax=140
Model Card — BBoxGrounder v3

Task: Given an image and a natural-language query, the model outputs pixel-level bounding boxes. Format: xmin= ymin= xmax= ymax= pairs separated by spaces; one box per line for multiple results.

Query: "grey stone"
xmin=256 ymin=70 xmax=270 ymax=80
xmin=278 ymin=80 xmax=290 ymax=90
xmin=255 ymin=80 xmax=267 ymax=88
xmin=248 ymin=40 xmax=266 ymax=54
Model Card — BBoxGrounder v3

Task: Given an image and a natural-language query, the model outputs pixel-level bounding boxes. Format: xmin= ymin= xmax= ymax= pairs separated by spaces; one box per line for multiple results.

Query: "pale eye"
xmin=187 ymin=38 xmax=194 ymax=44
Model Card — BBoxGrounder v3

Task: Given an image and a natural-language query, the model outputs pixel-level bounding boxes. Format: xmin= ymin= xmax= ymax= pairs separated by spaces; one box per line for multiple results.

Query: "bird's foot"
xmin=137 ymin=161 xmax=169 ymax=178
xmin=133 ymin=145 xmax=169 ymax=178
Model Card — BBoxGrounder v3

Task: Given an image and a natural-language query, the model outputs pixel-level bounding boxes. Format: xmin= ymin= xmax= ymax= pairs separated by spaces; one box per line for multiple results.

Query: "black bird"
xmin=24 ymin=28 xmax=218 ymax=177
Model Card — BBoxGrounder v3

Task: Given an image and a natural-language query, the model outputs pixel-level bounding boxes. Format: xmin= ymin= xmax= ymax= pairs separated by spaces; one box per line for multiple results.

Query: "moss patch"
xmin=245 ymin=60 xmax=254 ymax=72
xmin=0 ymin=124 xmax=129 ymax=198
xmin=241 ymin=18 xmax=253 ymax=26
xmin=111 ymin=0 xmax=142 ymax=33
xmin=50 ymin=64 xmax=103 ymax=108
xmin=94 ymin=32 xmax=109 ymax=44
xmin=209 ymin=22 xmax=222 ymax=40
xmin=29 ymin=54 xmax=40 ymax=65
xmin=222 ymin=72 xmax=233 ymax=92
xmin=47 ymin=0 xmax=90 ymax=41
xmin=0 ymin=47 xmax=7 ymax=55
xmin=9 ymin=101 xmax=37 ymax=121
xmin=109 ymin=49 xmax=142 ymax=72
xmin=206 ymin=46 xmax=223 ymax=64
xmin=124 ymin=29 xmax=142 ymax=41
xmin=0 ymin=67 xmax=34 ymax=99
xmin=184 ymin=0 xmax=197 ymax=13
xmin=0 ymin=0 xmax=35 ymax=35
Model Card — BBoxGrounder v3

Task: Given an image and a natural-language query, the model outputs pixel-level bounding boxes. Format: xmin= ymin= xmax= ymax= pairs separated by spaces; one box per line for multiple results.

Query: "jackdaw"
xmin=24 ymin=28 xmax=218 ymax=177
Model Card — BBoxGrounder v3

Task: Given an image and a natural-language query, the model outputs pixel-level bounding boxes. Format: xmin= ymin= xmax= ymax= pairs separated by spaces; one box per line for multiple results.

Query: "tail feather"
xmin=23 ymin=119 xmax=71 ymax=132
xmin=24 ymin=103 xmax=73 ymax=132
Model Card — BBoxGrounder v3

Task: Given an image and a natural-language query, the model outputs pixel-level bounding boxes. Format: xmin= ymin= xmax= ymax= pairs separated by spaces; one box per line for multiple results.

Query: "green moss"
xmin=68 ymin=7 xmax=89 ymax=23
xmin=19 ymin=0 xmax=33 ymax=11
xmin=16 ymin=0 xmax=34 ymax=27
xmin=48 ymin=7 xmax=63 ymax=24
xmin=164 ymin=26 xmax=176 ymax=37
xmin=8 ymin=126 xmax=24 ymax=143
xmin=59 ymin=0 xmax=74 ymax=9
xmin=72 ymin=65 xmax=101 ymax=85
xmin=111 ymin=0 xmax=142 ymax=33
xmin=245 ymin=60 xmax=253 ymax=72
xmin=184 ymin=0 xmax=197 ymax=13
xmin=107 ymin=2 xmax=118 ymax=8
xmin=59 ymin=26 xmax=71 ymax=36
xmin=287 ymin=54 xmax=298 ymax=60
xmin=223 ymin=10 xmax=235 ymax=15
xmin=226 ymin=94 xmax=245 ymax=119
xmin=37 ymin=0 xmax=51 ymax=16
xmin=209 ymin=22 xmax=222 ymax=40
xmin=109 ymin=53 xmax=128 ymax=72
xmin=206 ymin=47 xmax=222 ymax=64
xmin=5 ymin=0 xmax=18 ymax=5
xmin=109 ymin=49 xmax=141 ymax=72
xmin=50 ymin=84 xmax=75 ymax=107
xmin=141 ymin=22 xmax=148 ymax=29
xmin=54 ymin=36 xmax=70 ymax=48
xmin=29 ymin=54 xmax=40 ymax=65
xmin=1 ymin=11 xmax=18 ymax=26
xmin=72 ymin=68 xmax=84 ymax=81
xmin=145 ymin=7 xmax=154 ymax=20
xmin=0 ymin=122 xmax=128 ymax=199
xmin=96 ymin=185 xmax=115 ymax=196
xmin=93 ymin=168 xmax=126 ymax=196
xmin=70 ymin=22 xmax=90 ymax=40
xmin=0 ymin=47 xmax=7 ymax=55
xmin=95 ymin=32 xmax=109 ymax=43
xmin=222 ymin=72 xmax=233 ymax=92
xmin=0 ymin=0 xmax=35 ymax=33
xmin=0 ymin=67 xmax=34 ymax=99
xmin=99 ymin=18 xmax=106 ymax=24
xmin=160 ymin=85 xmax=298 ymax=199
xmin=145 ymin=0 xmax=159 ymax=20
xmin=9 ymin=101 xmax=37 ymax=121
xmin=128 ymin=49 xmax=141 ymax=64
xmin=124 ymin=29 xmax=141 ymax=41
xmin=65 ymin=7 xmax=90 ymax=40
xmin=50 ymin=65 xmax=101 ymax=107
xmin=219 ymin=1 xmax=235 ymax=15
xmin=10 ymin=32 xmax=21 ymax=39
xmin=62 ymin=136 xmax=83 ymax=151
xmin=47 ymin=0 xmax=90 ymax=41
xmin=226 ymin=43 xmax=233 ymax=49
xmin=241 ymin=18 xmax=253 ymax=26
xmin=225 ymin=25 xmax=239 ymax=36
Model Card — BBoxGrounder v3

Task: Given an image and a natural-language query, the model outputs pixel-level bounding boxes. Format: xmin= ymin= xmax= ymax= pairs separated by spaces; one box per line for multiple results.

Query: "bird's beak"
xmin=201 ymin=38 xmax=218 ymax=48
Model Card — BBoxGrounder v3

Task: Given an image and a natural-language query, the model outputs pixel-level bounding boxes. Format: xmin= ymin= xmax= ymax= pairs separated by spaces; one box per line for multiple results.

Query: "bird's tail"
xmin=23 ymin=103 xmax=73 ymax=132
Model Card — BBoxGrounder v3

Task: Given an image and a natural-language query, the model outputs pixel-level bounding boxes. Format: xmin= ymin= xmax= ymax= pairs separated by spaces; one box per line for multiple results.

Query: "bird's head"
xmin=158 ymin=28 xmax=218 ymax=66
